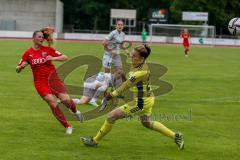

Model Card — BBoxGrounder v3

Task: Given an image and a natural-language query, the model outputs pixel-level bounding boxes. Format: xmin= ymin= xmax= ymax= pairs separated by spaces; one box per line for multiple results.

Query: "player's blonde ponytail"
xmin=40 ymin=26 xmax=55 ymax=47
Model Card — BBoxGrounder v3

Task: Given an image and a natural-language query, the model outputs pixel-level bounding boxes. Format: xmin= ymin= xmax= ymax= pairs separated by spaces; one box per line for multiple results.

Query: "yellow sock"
xmin=151 ymin=121 xmax=175 ymax=138
xmin=93 ymin=120 xmax=113 ymax=143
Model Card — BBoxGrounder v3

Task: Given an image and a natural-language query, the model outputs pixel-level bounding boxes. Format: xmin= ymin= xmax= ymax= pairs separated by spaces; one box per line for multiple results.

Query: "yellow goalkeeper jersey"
xmin=111 ymin=62 xmax=154 ymax=109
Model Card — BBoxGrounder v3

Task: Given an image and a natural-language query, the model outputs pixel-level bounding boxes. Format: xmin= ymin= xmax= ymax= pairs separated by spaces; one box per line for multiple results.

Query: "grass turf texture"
xmin=0 ymin=40 xmax=240 ymax=160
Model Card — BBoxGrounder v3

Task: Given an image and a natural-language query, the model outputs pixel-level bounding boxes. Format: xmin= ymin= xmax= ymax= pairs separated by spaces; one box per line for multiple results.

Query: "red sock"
xmin=61 ymin=99 xmax=77 ymax=113
xmin=50 ymin=104 xmax=70 ymax=128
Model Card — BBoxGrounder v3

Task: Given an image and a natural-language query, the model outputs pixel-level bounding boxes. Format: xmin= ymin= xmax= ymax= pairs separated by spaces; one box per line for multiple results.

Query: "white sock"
xmin=75 ymin=110 xmax=81 ymax=114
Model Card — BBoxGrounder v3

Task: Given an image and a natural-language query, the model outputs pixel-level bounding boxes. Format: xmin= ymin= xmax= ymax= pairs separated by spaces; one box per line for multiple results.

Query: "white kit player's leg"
xmin=72 ymin=98 xmax=81 ymax=104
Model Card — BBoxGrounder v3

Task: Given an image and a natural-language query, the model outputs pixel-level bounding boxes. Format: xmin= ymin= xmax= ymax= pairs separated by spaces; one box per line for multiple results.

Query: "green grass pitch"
xmin=0 ymin=39 xmax=240 ymax=160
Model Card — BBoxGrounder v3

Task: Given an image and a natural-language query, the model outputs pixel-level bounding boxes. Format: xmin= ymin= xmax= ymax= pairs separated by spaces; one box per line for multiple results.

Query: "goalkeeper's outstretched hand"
xmin=98 ymin=88 xmax=113 ymax=112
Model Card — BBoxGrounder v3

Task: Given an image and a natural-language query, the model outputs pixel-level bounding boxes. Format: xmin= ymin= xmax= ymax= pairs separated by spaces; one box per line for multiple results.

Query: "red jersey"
xmin=18 ymin=46 xmax=62 ymax=83
xmin=181 ymin=33 xmax=190 ymax=46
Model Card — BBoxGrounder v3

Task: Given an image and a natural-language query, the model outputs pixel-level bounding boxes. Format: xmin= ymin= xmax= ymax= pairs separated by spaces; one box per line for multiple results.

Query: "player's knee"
xmin=141 ymin=121 xmax=151 ymax=128
xmin=44 ymin=98 xmax=57 ymax=107
xmin=47 ymin=101 xmax=58 ymax=110
xmin=107 ymin=113 xmax=116 ymax=123
xmin=107 ymin=112 xmax=120 ymax=123
xmin=59 ymin=94 xmax=70 ymax=102
xmin=107 ymin=109 xmax=124 ymax=123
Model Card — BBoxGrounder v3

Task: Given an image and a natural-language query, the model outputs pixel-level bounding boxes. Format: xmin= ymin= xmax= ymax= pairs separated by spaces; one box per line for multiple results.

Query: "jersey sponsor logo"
xmin=32 ymin=58 xmax=46 ymax=65
xmin=42 ymin=52 xmax=47 ymax=57
xmin=130 ymin=107 xmax=141 ymax=113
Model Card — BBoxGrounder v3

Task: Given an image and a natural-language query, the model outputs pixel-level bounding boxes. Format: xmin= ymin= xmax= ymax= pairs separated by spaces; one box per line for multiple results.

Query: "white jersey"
xmin=105 ymin=29 xmax=125 ymax=54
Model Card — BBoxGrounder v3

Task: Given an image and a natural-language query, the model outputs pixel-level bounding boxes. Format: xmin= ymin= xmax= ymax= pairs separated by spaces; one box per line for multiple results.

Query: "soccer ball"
xmin=228 ymin=17 xmax=240 ymax=35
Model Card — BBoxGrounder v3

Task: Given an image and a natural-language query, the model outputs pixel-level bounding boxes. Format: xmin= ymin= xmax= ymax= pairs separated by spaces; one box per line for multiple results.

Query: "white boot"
xmin=66 ymin=126 xmax=73 ymax=135
xmin=89 ymin=98 xmax=99 ymax=107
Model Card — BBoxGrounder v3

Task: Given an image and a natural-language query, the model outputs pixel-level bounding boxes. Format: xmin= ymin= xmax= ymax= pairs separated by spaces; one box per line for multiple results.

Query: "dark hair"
xmin=32 ymin=30 xmax=42 ymax=37
xmin=32 ymin=29 xmax=54 ymax=47
xmin=134 ymin=44 xmax=151 ymax=59
xmin=116 ymin=19 xmax=124 ymax=24
xmin=33 ymin=30 xmax=49 ymax=39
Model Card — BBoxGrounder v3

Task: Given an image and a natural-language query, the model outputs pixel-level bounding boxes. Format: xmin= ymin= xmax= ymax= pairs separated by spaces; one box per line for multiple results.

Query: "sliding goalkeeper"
xmin=81 ymin=44 xmax=184 ymax=150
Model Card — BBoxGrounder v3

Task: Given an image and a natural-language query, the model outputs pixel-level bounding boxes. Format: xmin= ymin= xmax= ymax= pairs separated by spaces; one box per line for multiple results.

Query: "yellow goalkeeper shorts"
xmin=119 ymin=97 xmax=155 ymax=117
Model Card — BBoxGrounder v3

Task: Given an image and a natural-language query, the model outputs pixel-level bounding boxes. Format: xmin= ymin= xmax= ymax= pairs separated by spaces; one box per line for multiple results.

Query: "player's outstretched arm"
xmin=102 ymin=40 xmax=118 ymax=56
xmin=16 ymin=61 xmax=28 ymax=73
xmin=102 ymin=39 xmax=108 ymax=48
xmin=46 ymin=54 xmax=68 ymax=61
xmin=104 ymin=78 xmax=135 ymax=101
xmin=110 ymin=71 xmax=147 ymax=98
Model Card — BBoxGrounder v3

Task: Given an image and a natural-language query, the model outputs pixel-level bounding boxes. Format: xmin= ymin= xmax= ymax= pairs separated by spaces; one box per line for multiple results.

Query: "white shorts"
xmin=83 ymin=76 xmax=96 ymax=97
xmin=102 ymin=53 xmax=122 ymax=69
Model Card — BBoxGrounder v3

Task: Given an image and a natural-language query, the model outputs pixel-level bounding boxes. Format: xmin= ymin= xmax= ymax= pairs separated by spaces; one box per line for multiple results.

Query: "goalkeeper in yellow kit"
xmin=81 ymin=44 xmax=184 ymax=150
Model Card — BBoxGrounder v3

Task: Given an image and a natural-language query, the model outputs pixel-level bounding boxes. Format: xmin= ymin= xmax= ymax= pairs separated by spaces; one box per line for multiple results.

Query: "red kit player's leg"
xmin=43 ymin=94 xmax=71 ymax=128
xmin=50 ymin=79 xmax=78 ymax=113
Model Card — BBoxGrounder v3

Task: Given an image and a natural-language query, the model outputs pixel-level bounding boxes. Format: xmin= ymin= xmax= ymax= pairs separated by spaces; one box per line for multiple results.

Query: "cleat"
xmin=74 ymin=110 xmax=84 ymax=122
xmin=89 ymin=99 xmax=99 ymax=107
xmin=81 ymin=137 xmax=98 ymax=147
xmin=174 ymin=132 xmax=184 ymax=150
xmin=66 ymin=126 xmax=73 ymax=135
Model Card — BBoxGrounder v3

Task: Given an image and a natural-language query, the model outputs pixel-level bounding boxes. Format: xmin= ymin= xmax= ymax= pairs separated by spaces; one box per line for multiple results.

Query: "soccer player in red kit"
xmin=180 ymin=28 xmax=190 ymax=57
xmin=16 ymin=30 xmax=83 ymax=134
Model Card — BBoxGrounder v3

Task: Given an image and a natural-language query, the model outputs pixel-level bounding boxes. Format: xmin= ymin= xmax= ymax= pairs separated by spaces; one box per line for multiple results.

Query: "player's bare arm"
xmin=16 ymin=61 xmax=28 ymax=73
xmin=102 ymin=39 xmax=108 ymax=48
xmin=46 ymin=54 xmax=68 ymax=61
xmin=102 ymin=39 xmax=118 ymax=56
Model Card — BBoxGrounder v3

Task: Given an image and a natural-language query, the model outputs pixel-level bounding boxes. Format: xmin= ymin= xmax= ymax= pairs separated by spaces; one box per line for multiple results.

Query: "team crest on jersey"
xmin=130 ymin=76 xmax=136 ymax=82
xmin=42 ymin=52 xmax=47 ymax=57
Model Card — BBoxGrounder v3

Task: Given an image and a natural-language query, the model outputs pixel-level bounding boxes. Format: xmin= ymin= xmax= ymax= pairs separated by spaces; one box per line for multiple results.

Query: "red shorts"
xmin=34 ymin=79 xmax=67 ymax=97
xmin=183 ymin=42 xmax=189 ymax=47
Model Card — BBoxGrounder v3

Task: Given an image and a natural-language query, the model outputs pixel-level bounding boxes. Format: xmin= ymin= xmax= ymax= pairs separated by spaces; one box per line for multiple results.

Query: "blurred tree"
xmin=61 ymin=0 xmax=172 ymax=32
xmin=169 ymin=0 xmax=240 ymax=35
xmin=61 ymin=0 xmax=240 ymax=35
